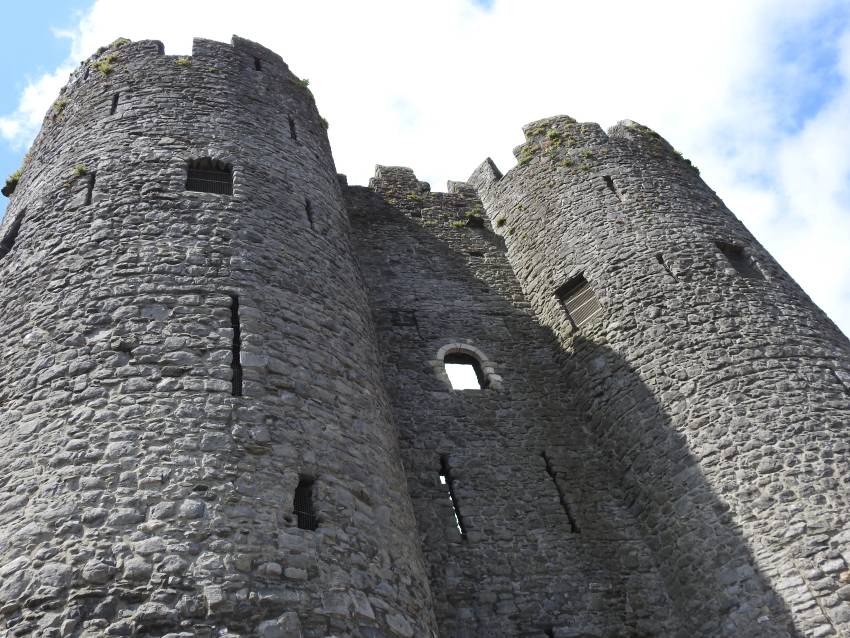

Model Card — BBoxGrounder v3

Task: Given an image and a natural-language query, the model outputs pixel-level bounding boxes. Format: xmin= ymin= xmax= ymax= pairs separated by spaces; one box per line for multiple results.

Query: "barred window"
xmin=186 ymin=158 xmax=233 ymax=195
xmin=556 ymin=274 xmax=602 ymax=328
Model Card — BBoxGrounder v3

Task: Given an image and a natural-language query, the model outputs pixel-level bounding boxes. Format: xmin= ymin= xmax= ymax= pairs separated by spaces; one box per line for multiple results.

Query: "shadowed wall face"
xmin=347 ymin=166 xmax=679 ymax=638
xmin=0 ymin=37 xmax=435 ymax=637
xmin=470 ymin=116 xmax=850 ymax=637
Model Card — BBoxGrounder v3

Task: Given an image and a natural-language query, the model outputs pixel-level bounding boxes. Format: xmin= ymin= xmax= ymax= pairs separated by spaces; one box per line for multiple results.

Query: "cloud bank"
xmin=2 ymin=0 xmax=849 ymax=334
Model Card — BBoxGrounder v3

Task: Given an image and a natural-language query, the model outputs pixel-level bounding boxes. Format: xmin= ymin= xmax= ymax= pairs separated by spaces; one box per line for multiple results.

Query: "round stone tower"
xmin=470 ymin=117 xmax=850 ymax=637
xmin=0 ymin=36 xmax=435 ymax=637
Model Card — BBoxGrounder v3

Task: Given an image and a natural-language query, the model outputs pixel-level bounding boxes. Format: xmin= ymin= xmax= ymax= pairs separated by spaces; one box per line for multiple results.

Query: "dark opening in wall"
xmin=390 ymin=309 xmax=417 ymax=327
xmin=603 ymin=175 xmax=623 ymax=201
xmin=288 ymin=115 xmax=297 ymax=140
xmin=542 ymin=451 xmax=579 ymax=533
xmin=716 ymin=241 xmax=763 ymax=279
xmin=294 ymin=477 xmax=318 ymax=530
xmin=254 ymin=57 xmax=262 ymax=71
xmin=110 ymin=93 xmax=119 ymax=115
xmin=656 ymin=253 xmax=678 ymax=281
xmin=444 ymin=352 xmax=487 ymax=390
xmin=230 ymin=295 xmax=243 ymax=397
xmin=85 ymin=173 xmax=96 ymax=206
xmin=555 ymin=273 xmax=602 ymax=328
xmin=439 ymin=456 xmax=466 ymax=538
xmin=305 ymin=198 xmax=314 ymax=229
xmin=186 ymin=158 xmax=233 ymax=195
xmin=0 ymin=209 xmax=25 ymax=261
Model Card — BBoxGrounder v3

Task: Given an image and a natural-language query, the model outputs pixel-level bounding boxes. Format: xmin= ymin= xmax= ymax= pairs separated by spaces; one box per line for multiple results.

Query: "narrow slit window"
xmin=294 ymin=477 xmax=318 ymax=531
xmin=254 ymin=57 xmax=262 ymax=71
xmin=288 ymin=116 xmax=297 ymax=140
xmin=444 ymin=352 xmax=486 ymax=390
xmin=110 ymin=93 xmax=119 ymax=115
xmin=555 ymin=274 xmax=602 ymax=328
xmin=85 ymin=173 xmax=96 ymax=206
xmin=716 ymin=242 xmax=763 ymax=279
xmin=305 ymin=198 xmax=314 ymax=229
xmin=439 ymin=456 xmax=466 ymax=538
xmin=230 ymin=295 xmax=243 ymax=397
xmin=186 ymin=158 xmax=233 ymax=195
xmin=542 ymin=451 xmax=579 ymax=533
xmin=656 ymin=253 xmax=678 ymax=281
xmin=0 ymin=210 xmax=25 ymax=261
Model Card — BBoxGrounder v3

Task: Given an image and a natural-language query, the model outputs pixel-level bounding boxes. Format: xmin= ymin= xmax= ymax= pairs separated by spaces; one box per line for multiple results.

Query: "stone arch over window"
xmin=431 ymin=343 xmax=502 ymax=391
xmin=185 ymin=157 xmax=233 ymax=195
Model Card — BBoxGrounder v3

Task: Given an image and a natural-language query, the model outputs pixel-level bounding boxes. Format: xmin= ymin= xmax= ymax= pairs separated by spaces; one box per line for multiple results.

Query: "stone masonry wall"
xmin=346 ymin=166 xmax=680 ymax=638
xmin=0 ymin=37 xmax=435 ymax=638
xmin=470 ymin=116 xmax=850 ymax=638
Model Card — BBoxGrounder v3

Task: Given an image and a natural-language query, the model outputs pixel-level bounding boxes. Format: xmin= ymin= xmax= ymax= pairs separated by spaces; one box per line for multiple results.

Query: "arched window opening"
xmin=186 ymin=158 xmax=233 ymax=195
xmin=293 ymin=477 xmax=318 ymax=531
xmin=444 ymin=352 xmax=486 ymax=390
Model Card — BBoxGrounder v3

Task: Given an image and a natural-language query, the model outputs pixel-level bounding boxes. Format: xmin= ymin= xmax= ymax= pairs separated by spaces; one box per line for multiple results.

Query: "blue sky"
xmin=0 ymin=1 xmax=91 ymax=213
xmin=1 ymin=0 xmax=849 ymax=337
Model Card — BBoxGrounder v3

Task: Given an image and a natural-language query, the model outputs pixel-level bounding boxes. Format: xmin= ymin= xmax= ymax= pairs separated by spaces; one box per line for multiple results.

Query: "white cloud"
xmin=0 ymin=66 xmax=74 ymax=149
xmin=3 ymin=0 xmax=850 ymax=335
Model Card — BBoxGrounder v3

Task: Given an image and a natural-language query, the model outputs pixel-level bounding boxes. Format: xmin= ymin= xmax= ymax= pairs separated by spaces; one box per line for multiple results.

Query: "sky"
xmin=1 ymin=0 xmax=849 ymax=337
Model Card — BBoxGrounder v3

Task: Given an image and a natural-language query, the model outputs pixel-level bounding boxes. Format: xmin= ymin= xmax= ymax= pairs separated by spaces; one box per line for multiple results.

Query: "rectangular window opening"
xmin=305 ymin=198 xmax=314 ymax=230
xmin=85 ymin=172 xmax=96 ymax=206
xmin=110 ymin=93 xmax=119 ymax=115
xmin=186 ymin=159 xmax=233 ymax=195
xmin=288 ymin=115 xmax=297 ymax=140
xmin=0 ymin=209 xmax=25 ymax=261
xmin=542 ymin=451 xmax=579 ymax=533
xmin=555 ymin=273 xmax=602 ymax=328
xmin=230 ymin=295 xmax=243 ymax=397
xmin=294 ymin=476 xmax=318 ymax=531
xmin=716 ymin=241 xmax=763 ymax=280
xmin=254 ymin=57 xmax=262 ymax=71
xmin=439 ymin=455 xmax=467 ymax=538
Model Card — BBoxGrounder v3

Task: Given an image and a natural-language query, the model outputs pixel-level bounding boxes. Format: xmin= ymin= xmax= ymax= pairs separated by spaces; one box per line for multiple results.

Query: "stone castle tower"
xmin=0 ymin=35 xmax=847 ymax=638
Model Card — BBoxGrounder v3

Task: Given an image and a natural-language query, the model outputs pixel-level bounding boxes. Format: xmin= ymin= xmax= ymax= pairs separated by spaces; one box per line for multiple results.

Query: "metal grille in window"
xmin=294 ymin=478 xmax=318 ymax=531
xmin=186 ymin=158 xmax=233 ymax=195
xmin=716 ymin=242 xmax=763 ymax=279
xmin=556 ymin=274 xmax=602 ymax=328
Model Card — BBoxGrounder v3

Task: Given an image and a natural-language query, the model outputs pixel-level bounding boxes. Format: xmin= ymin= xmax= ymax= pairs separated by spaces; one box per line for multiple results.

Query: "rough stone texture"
xmin=1 ymin=35 xmax=849 ymax=638
xmin=347 ymin=167 xmax=677 ymax=637
xmin=0 ymin=37 xmax=435 ymax=637
xmin=469 ymin=116 xmax=850 ymax=637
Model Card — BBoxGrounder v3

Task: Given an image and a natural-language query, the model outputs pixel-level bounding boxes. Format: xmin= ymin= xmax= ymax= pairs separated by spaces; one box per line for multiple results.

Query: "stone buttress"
xmin=469 ymin=116 xmax=850 ymax=637
xmin=0 ymin=37 xmax=436 ymax=637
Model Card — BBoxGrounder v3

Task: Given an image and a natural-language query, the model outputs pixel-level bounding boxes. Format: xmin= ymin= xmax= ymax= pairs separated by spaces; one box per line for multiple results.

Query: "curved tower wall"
xmin=0 ymin=37 xmax=435 ymax=637
xmin=470 ymin=117 xmax=850 ymax=637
